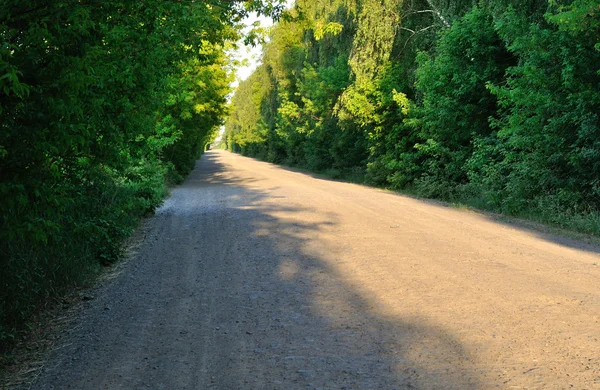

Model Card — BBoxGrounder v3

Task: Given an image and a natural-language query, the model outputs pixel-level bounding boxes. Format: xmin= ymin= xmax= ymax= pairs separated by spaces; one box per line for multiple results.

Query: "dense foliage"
xmin=224 ymin=0 xmax=600 ymax=231
xmin=0 ymin=0 xmax=280 ymax=343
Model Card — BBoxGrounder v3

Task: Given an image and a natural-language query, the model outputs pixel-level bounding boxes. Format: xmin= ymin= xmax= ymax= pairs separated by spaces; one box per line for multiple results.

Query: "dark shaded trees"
xmin=0 ymin=0 xmax=281 ymax=342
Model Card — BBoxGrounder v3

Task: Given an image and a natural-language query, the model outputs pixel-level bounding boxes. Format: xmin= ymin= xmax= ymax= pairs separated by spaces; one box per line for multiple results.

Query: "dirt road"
xmin=23 ymin=150 xmax=600 ymax=389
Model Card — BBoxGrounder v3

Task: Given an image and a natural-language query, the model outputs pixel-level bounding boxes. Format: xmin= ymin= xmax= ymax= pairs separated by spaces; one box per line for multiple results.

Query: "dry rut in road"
xmin=22 ymin=150 xmax=600 ymax=389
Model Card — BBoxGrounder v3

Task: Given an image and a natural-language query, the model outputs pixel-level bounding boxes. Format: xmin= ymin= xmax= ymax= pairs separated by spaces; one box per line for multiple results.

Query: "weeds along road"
xmin=25 ymin=150 xmax=600 ymax=389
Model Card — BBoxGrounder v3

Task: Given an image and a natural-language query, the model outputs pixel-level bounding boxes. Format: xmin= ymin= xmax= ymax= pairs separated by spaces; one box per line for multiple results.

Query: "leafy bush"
xmin=0 ymin=0 xmax=262 ymax=344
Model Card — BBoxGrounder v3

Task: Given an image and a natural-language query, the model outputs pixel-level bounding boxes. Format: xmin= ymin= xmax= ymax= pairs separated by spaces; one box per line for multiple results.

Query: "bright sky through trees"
xmin=231 ymin=0 xmax=295 ymax=87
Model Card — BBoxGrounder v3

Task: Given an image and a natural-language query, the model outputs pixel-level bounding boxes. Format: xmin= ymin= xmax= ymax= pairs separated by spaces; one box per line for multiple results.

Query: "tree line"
xmin=0 ymin=0 xmax=282 ymax=344
xmin=224 ymin=0 xmax=600 ymax=233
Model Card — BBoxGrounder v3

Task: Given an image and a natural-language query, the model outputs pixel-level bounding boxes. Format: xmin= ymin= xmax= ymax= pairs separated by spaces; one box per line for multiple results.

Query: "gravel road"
xmin=22 ymin=150 xmax=600 ymax=389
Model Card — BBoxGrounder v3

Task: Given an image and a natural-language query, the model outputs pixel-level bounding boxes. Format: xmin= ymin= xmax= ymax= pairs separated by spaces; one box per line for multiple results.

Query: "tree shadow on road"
xmin=22 ymin=150 xmax=486 ymax=389
xmin=153 ymin=151 xmax=484 ymax=389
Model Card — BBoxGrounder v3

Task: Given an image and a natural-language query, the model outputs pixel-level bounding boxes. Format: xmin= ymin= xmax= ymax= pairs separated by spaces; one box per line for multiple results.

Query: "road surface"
xmin=24 ymin=150 xmax=600 ymax=389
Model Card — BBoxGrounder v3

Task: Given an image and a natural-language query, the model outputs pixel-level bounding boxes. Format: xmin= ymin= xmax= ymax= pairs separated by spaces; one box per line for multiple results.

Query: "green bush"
xmin=0 ymin=0 xmax=260 ymax=345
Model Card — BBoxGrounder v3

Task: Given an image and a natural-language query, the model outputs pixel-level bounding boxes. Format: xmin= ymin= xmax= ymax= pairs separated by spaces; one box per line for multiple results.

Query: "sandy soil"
xmin=17 ymin=150 xmax=600 ymax=389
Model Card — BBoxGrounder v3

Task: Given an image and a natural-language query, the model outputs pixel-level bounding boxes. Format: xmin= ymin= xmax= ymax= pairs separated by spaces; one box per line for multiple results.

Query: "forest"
xmin=0 ymin=0 xmax=284 ymax=345
xmin=224 ymin=0 xmax=600 ymax=234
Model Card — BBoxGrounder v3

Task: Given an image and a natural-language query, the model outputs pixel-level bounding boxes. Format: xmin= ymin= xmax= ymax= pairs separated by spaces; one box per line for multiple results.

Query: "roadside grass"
xmin=0 ymin=217 xmax=153 ymax=388
xmin=0 ymin=169 xmax=172 ymax=385
xmin=445 ymin=187 xmax=600 ymax=242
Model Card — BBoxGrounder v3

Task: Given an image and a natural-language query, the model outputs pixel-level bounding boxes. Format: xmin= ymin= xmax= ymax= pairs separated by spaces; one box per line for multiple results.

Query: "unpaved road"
xmin=20 ymin=150 xmax=600 ymax=389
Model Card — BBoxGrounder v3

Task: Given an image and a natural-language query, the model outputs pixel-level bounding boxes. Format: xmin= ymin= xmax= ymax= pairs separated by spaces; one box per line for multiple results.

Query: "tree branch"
xmin=398 ymin=25 xmax=437 ymax=56
xmin=423 ymin=0 xmax=450 ymax=28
